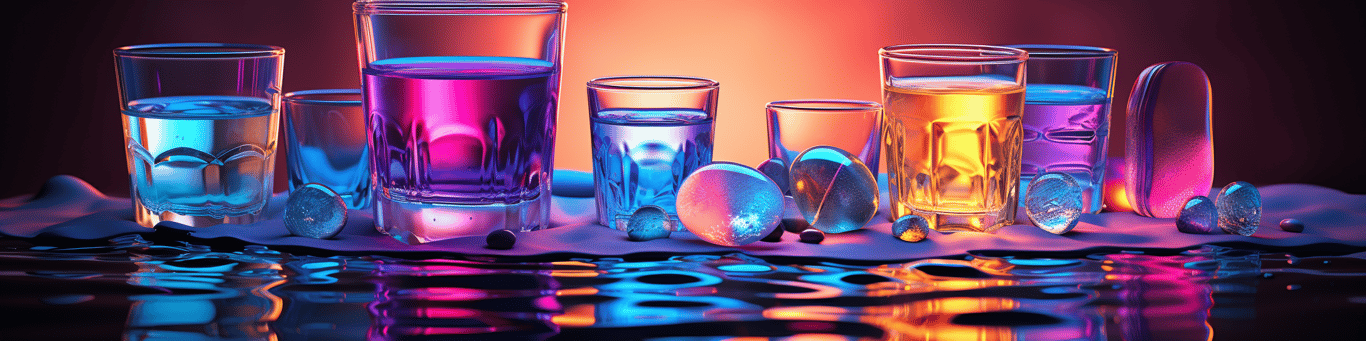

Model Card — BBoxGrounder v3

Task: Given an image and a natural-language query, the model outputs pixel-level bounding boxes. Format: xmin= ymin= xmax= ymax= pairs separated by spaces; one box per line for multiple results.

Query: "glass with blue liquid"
xmin=115 ymin=43 xmax=284 ymax=228
xmin=283 ymin=89 xmax=370 ymax=209
xmin=1008 ymin=45 xmax=1117 ymax=213
xmin=588 ymin=76 xmax=719 ymax=231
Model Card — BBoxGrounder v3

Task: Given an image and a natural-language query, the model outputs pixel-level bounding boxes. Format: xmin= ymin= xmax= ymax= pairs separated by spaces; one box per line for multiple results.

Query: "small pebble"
xmin=782 ymin=217 xmax=812 ymax=233
xmin=799 ymin=229 xmax=825 ymax=244
xmin=762 ymin=225 xmax=784 ymax=242
xmin=892 ymin=215 xmax=929 ymax=242
xmin=1176 ymin=196 xmax=1218 ymax=234
xmin=627 ymin=206 xmax=673 ymax=241
xmin=1279 ymin=218 xmax=1304 ymax=233
xmin=284 ymin=183 xmax=348 ymax=239
xmin=486 ymin=230 xmax=516 ymax=250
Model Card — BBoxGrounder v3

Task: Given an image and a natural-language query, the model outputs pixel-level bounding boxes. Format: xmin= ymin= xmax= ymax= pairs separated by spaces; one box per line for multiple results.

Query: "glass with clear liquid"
xmin=115 ymin=43 xmax=284 ymax=228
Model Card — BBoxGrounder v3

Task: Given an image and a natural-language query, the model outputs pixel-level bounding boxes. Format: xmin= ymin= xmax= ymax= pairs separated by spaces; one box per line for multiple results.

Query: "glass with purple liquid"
xmin=588 ymin=76 xmax=719 ymax=231
xmin=1009 ymin=45 xmax=1117 ymax=213
xmin=354 ymin=1 xmax=566 ymax=243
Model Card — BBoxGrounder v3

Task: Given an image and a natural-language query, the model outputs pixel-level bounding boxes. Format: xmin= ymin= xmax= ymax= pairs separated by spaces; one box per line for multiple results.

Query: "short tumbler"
xmin=1008 ymin=45 xmax=1117 ymax=214
xmin=588 ymin=76 xmax=719 ymax=231
xmin=355 ymin=1 xmax=566 ymax=243
xmin=880 ymin=44 xmax=1027 ymax=233
xmin=766 ymin=100 xmax=883 ymax=172
xmin=116 ymin=43 xmax=285 ymax=228
xmin=284 ymin=89 xmax=371 ymax=210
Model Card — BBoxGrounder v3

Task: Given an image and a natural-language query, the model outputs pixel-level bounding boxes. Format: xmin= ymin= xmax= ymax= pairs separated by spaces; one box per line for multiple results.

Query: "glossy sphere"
xmin=799 ymin=229 xmax=825 ymax=244
xmin=790 ymin=146 xmax=879 ymax=233
xmin=1216 ymin=181 xmax=1261 ymax=236
xmin=757 ymin=158 xmax=791 ymax=194
xmin=284 ymin=183 xmax=348 ymax=239
xmin=1176 ymin=196 xmax=1217 ymax=234
xmin=892 ymin=215 xmax=929 ymax=242
xmin=1279 ymin=218 xmax=1305 ymax=233
xmin=627 ymin=205 xmax=673 ymax=241
xmin=1125 ymin=62 xmax=1215 ymax=218
xmin=676 ymin=162 xmax=784 ymax=246
xmin=1023 ymin=172 xmax=1084 ymax=235
xmin=486 ymin=230 xmax=516 ymax=249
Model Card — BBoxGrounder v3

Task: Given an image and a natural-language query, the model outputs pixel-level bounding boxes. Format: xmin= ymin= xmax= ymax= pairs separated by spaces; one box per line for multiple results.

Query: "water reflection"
xmin=3 ymin=238 xmax=1307 ymax=340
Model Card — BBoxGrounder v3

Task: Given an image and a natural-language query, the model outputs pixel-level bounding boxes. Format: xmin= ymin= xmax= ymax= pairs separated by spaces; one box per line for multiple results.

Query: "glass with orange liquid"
xmin=879 ymin=44 xmax=1028 ymax=233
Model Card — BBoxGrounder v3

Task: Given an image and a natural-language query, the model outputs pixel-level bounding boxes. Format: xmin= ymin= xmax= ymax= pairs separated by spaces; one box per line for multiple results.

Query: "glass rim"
xmin=587 ymin=76 xmax=719 ymax=91
xmin=114 ymin=43 xmax=284 ymax=59
xmin=1004 ymin=44 xmax=1116 ymax=58
xmin=355 ymin=0 xmax=565 ymax=14
xmin=879 ymin=44 xmax=1027 ymax=64
xmin=766 ymin=99 xmax=882 ymax=112
xmin=283 ymin=89 xmax=363 ymax=105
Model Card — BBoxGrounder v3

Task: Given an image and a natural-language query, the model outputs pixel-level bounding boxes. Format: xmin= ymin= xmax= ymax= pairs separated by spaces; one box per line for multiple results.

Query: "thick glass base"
xmin=375 ymin=194 xmax=550 ymax=244
xmin=903 ymin=207 xmax=1015 ymax=234
xmin=134 ymin=201 xmax=264 ymax=228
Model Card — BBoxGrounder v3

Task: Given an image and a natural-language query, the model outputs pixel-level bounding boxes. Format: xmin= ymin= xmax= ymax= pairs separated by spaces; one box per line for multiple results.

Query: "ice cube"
xmin=1024 ymin=172 xmax=1084 ymax=234
xmin=284 ymin=183 xmax=347 ymax=239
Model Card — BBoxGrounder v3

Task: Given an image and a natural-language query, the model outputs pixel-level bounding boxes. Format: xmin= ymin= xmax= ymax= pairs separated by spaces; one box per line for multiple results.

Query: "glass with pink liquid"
xmin=354 ymin=1 xmax=566 ymax=243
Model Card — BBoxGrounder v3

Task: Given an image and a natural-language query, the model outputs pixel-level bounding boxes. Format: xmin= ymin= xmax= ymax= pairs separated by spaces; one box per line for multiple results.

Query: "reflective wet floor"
xmin=2 ymin=236 xmax=1363 ymax=340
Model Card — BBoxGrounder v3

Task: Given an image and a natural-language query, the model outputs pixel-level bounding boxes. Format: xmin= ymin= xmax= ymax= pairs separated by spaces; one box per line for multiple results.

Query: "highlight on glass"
xmin=115 ymin=43 xmax=285 ymax=228
xmin=283 ymin=89 xmax=371 ymax=210
xmin=587 ymin=76 xmax=720 ymax=231
xmin=354 ymin=0 xmax=567 ymax=243
xmin=1007 ymin=44 xmax=1117 ymax=214
xmin=766 ymin=99 xmax=883 ymax=173
xmin=879 ymin=44 xmax=1028 ymax=233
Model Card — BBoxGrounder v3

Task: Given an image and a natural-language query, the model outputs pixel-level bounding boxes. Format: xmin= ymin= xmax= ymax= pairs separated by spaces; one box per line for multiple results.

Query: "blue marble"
xmin=1216 ymin=181 xmax=1261 ymax=236
xmin=1023 ymin=172 xmax=1084 ymax=235
xmin=284 ymin=183 xmax=347 ymax=239
xmin=1176 ymin=196 xmax=1218 ymax=234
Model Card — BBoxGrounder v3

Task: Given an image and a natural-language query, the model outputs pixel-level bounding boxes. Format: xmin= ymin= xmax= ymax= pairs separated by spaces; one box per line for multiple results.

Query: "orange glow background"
xmin=1 ymin=0 xmax=1364 ymax=197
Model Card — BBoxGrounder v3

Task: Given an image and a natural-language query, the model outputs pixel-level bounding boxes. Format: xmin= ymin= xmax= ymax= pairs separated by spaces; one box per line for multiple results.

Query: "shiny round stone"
xmin=1279 ymin=218 xmax=1304 ymax=233
xmin=1216 ymin=181 xmax=1261 ymax=236
xmin=486 ymin=230 xmax=516 ymax=249
xmin=799 ymin=229 xmax=825 ymax=244
xmin=627 ymin=205 xmax=673 ymax=241
xmin=782 ymin=217 xmax=812 ymax=233
xmin=1024 ymin=172 xmax=1084 ymax=235
xmin=761 ymin=224 xmax=784 ymax=242
xmin=789 ymin=146 xmax=879 ymax=233
xmin=892 ymin=215 xmax=929 ymax=242
xmin=757 ymin=158 xmax=790 ymax=194
xmin=1176 ymin=196 xmax=1218 ymax=234
xmin=677 ymin=162 xmax=784 ymax=246
xmin=284 ymin=183 xmax=348 ymax=239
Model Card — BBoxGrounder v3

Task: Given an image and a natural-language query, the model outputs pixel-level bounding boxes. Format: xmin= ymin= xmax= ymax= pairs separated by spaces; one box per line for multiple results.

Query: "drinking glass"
xmin=115 ymin=43 xmax=285 ymax=228
xmin=587 ymin=76 xmax=719 ymax=231
xmin=283 ymin=89 xmax=371 ymax=209
xmin=355 ymin=0 xmax=566 ymax=243
xmin=766 ymin=99 xmax=882 ymax=172
xmin=1007 ymin=45 xmax=1117 ymax=214
xmin=880 ymin=44 xmax=1027 ymax=233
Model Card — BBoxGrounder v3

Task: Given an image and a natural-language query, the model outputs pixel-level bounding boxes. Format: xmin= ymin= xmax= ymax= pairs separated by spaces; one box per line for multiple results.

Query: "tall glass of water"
xmin=354 ymin=1 xmax=566 ymax=243
xmin=880 ymin=44 xmax=1027 ymax=233
xmin=283 ymin=89 xmax=371 ymax=210
xmin=1006 ymin=45 xmax=1117 ymax=214
xmin=587 ymin=76 xmax=719 ymax=231
xmin=115 ymin=43 xmax=285 ymax=228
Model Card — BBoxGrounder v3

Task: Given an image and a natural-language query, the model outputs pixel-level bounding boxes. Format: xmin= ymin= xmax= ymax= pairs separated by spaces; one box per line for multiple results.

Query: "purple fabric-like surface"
xmin=2 ymin=173 xmax=1364 ymax=261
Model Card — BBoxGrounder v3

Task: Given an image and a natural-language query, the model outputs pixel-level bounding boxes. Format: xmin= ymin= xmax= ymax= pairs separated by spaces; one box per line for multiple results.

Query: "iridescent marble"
xmin=1216 ymin=181 xmax=1261 ymax=236
xmin=1176 ymin=196 xmax=1217 ymax=234
xmin=676 ymin=162 xmax=784 ymax=246
xmin=627 ymin=205 xmax=673 ymax=241
xmin=284 ymin=183 xmax=347 ymax=239
xmin=789 ymin=146 xmax=878 ymax=233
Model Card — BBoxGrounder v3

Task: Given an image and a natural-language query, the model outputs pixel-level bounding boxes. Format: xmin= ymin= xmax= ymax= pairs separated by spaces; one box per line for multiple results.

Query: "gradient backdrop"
xmin=2 ymin=0 xmax=1363 ymax=199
